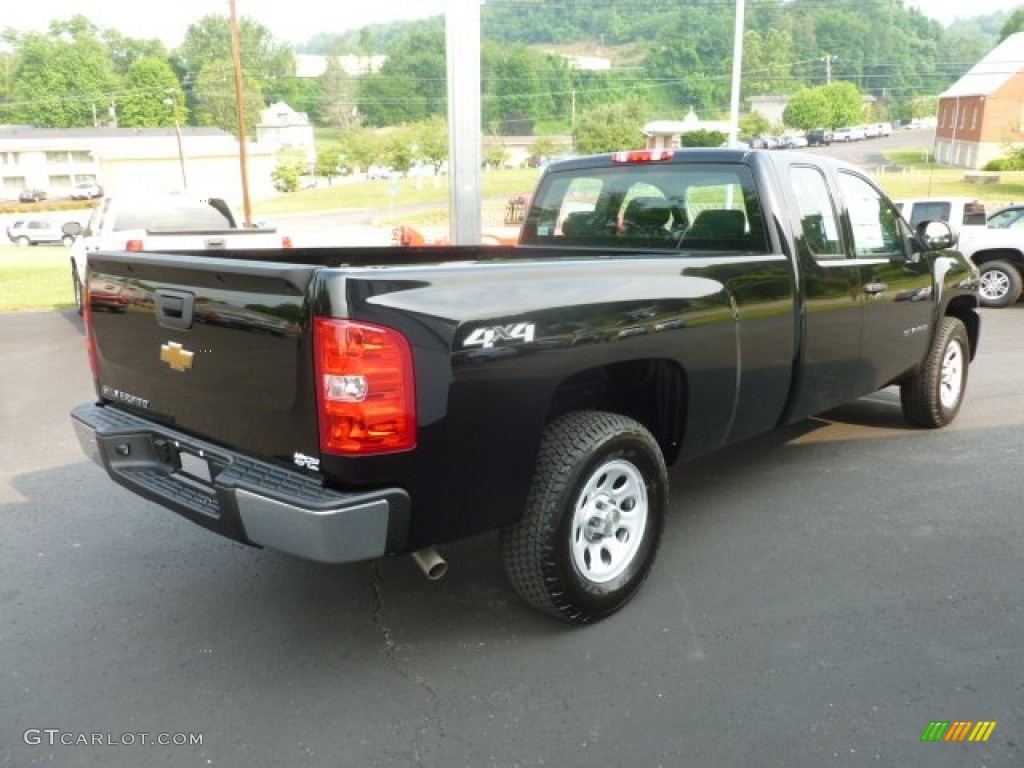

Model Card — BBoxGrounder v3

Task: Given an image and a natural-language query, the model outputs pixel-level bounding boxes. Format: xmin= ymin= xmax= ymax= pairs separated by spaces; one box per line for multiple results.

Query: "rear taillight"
xmin=313 ymin=318 xmax=416 ymax=455
xmin=282 ymin=235 xmax=293 ymax=249
xmin=125 ymin=239 xmax=144 ymax=251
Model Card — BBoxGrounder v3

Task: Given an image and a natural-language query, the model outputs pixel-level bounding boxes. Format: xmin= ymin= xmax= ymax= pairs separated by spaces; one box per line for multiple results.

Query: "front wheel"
xmin=977 ymin=260 xmax=1022 ymax=308
xmin=15 ymin=236 xmax=30 ymax=247
xmin=501 ymin=411 xmax=668 ymax=624
xmin=900 ymin=317 xmax=970 ymax=428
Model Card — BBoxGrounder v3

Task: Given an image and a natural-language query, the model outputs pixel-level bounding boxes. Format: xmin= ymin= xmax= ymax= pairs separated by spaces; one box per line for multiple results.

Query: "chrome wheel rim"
xmin=979 ymin=270 xmax=1009 ymax=301
xmin=570 ymin=458 xmax=648 ymax=584
xmin=940 ymin=338 xmax=965 ymax=410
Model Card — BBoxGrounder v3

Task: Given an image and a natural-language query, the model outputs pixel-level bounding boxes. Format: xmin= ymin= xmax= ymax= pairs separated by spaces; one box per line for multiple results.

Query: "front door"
xmin=835 ymin=171 xmax=933 ymax=390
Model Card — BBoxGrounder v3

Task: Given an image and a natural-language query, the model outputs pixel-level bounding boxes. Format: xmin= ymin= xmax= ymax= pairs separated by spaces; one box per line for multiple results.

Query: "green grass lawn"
xmin=253 ymin=167 xmax=540 ymax=217
xmin=0 ymin=245 xmax=76 ymax=312
xmin=873 ymin=150 xmax=1024 ymax=203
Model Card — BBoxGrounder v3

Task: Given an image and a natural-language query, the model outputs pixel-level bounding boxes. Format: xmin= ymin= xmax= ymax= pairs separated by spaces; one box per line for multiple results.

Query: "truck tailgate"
xmin=85 ymin=252 xmax=319 ymax=464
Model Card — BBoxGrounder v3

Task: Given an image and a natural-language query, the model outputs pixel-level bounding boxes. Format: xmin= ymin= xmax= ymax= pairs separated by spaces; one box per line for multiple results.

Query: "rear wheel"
xmin=501 ymin=411 xmax=668 ymax=624
xmin=900 ymin=316 xmax=969 ymax=428
xmin=977 ymin=260 xmax=1022 ymax=308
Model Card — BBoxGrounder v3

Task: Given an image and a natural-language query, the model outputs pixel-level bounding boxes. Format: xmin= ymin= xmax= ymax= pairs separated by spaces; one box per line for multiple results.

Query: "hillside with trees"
xmin=1 ymin=2 xmax=1021 ymax=171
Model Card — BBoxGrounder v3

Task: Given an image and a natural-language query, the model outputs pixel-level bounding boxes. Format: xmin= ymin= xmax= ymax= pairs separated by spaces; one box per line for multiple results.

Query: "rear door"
xmin=780 ymin=161 xmax=868 ymax=419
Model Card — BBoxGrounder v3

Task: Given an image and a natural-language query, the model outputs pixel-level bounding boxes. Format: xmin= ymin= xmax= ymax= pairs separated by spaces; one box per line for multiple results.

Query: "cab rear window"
xmin=519 ymin=163 xmax=768 ymax=253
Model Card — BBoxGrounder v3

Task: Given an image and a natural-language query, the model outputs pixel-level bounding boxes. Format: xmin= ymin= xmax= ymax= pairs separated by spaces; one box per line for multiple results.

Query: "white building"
xmin=0 ymin=126 xmax=278 ymax=202
xmin=643 ymin=110 xmax=735 ymax=150
xmin=257 ymin=102 xmax=317 ymax=166
xmin=294 ymin=54 xmax=386 ymax=78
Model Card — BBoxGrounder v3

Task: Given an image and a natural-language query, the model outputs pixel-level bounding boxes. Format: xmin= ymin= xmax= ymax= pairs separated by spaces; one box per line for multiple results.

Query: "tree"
xmin=574 ymin=97 xmax=649 ymax=155
xmin=102 ymin=29 xmax=168 ymax=76
xmin=194 ymin=59 xmax=264 ymax=135
xmin=358 ymin=26 xmax=446 ymax=125
xmin=6 ymin=18 xmax=124 ymax=128
xmin=315 ymin=148 xmax=341 ymax=184
xmin=272 ymin=151 xmax=306 ymax=192
xmin=999 ymin=9 xmax=1024 ymax=41
xmin=412 ymin=116 xmax=448 ymax=172
xmin=318 ymin=56 xmax=361 ymax=130
xmin=740 ymin=112 xmax=773 ymax=137
xmin=822 ymin=81 xmax=864 ymax=127
xmin=783 ymin=82 xmax=862 ymax=129
xmin=176 ymin=15 xmax=294 ymax=116
xmin=743 ymin=28 xmax=795 ymax=99
xmin=783 ymin=87 xmax=833 ymax=130
xmin=484 ymin=43 xmax=553 ymax=134
xmin=340 ymin=127 xmax=385 ymax=174
xmin=118 ymin=57 xmax=186 ymax=128
xmin=680 ymin=129 xmax=727 ymax=148
xmin=530 ymin=136 xmax=558 ymax=161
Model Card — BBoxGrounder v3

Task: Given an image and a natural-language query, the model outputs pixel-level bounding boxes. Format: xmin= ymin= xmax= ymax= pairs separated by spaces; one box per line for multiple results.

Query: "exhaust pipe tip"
xmin=411 ymin=547 xmax=448 ymax=581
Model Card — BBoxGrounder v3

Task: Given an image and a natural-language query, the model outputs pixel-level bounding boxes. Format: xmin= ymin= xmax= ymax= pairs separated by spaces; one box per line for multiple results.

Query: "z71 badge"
xmin=463 ymin=322 xmax=536 ymax=349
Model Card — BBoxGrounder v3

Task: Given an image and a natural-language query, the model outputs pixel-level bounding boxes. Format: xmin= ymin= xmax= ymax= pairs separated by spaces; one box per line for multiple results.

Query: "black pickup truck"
xmin=71 ymin=148 xmax=980 ymax=623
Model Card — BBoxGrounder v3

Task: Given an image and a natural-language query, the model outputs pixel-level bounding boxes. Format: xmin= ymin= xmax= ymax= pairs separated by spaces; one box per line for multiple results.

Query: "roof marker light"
xmin=613 ymin=149 xmax=675 ymax=163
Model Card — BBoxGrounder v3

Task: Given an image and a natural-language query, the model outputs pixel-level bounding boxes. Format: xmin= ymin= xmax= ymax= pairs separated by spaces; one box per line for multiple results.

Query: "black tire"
xmin=501 ymin=411 xmax=668 ymax=624
xmin=900 ymin=316 xmax=969 ymax=428
xmin=977 ymin=260 xmax=1022 ymax=308
xmin=72 ymin=270 xmax=84 ymax=316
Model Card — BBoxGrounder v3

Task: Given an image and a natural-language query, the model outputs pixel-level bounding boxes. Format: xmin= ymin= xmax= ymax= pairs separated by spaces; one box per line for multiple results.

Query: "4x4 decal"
xmin=463 ymin=323 xmax=536 ymax=349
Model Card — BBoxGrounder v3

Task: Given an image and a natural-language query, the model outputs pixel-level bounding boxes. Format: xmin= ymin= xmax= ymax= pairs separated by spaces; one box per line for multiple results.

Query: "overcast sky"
xmin=3 ymin=1 xmax=1022 ymax=48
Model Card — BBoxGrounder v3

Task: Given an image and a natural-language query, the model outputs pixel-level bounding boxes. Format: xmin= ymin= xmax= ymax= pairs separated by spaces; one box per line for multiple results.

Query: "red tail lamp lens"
xmin=313 ymin=318 xmax=416 ymax=455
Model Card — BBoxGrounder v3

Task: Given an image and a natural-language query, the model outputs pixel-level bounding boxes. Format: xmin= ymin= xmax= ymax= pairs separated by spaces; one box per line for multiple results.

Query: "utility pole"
xmin=229 ymin=0 xmax=253 ymax=227
xmin=821 ymin=54 xmax=838 ymax=85
xmin=165 ymin=91 xmax=188 ymax=190
xmin=445 ymin=0 xmax=482 ymax=245
xmin=727 ymin=0 xmax=746 ymax=147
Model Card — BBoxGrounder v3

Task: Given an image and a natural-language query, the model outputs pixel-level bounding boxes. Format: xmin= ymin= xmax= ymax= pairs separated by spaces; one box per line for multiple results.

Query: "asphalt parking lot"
xmin=1 ymin=304 xmax=1022 ymax=767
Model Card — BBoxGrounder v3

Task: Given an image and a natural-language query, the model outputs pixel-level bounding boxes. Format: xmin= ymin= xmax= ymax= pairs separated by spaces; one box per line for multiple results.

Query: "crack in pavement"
xmin=369 ymin=562 xmax=445 ymax=767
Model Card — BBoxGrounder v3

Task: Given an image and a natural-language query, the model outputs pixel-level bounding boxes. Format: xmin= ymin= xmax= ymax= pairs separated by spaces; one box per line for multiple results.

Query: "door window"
xmin=837 ymin=172 xmax=904 ymax=258
xmin=790 ymin=166 xmax=844 ymax=260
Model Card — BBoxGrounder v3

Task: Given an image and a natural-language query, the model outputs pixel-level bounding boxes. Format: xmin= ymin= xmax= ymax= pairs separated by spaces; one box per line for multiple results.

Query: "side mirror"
xmin=62 ymin=221 xmax=83 ymax=238
xmin=916 ymin=220 xmax=956 ymax=251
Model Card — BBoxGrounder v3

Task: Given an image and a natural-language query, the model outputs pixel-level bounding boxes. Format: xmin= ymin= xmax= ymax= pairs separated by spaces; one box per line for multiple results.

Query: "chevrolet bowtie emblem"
xmin=160 ymin=341 xmax=194 ymax=372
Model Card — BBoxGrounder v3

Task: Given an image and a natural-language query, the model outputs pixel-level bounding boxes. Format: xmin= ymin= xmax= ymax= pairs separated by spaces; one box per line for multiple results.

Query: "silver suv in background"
xmin=6 ymin=217 xmax=76 ymax=247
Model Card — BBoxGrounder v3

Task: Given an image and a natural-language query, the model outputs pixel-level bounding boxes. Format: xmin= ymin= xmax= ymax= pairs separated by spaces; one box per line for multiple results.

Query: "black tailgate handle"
xmin=155 ymin=290 xmax=195 ymax=330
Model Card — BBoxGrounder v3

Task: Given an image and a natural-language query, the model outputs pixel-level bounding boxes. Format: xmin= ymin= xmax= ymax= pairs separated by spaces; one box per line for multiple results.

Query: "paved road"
xmin=1 ymin=305 xmax=1021 ymax=767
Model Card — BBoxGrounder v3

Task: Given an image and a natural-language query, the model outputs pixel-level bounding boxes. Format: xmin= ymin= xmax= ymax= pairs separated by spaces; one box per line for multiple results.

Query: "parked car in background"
xmin=895 ymin=196 xmax=1022 ymax=308
xmin=67 ymin=193 xmax=292 ymax=314
xmin=6 ymin=217 xmax=76 ymax=246
xmin=70 ymin=182 xmax=103 ymax=200
xmin=986 ymin=203 xmax=1024 ymax=229
xmin=834 ymin=125 xmax=867 ymax=142
xmin=779 ymin=132 xmax=808 ymax=149
xmin=806 ymin=129 xmax=833 ymax=146
xmin=18 ymin=188 xmax=48 ymax=203
xmin=895 ymin=197 xmax=988 ymax=236
xmin=748 ymin=135 xmax=780 ymax=149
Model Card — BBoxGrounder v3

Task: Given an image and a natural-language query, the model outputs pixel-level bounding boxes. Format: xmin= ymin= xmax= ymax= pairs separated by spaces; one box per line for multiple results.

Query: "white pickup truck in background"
xmin=896 ymin=196 xmax=1023 ymax=307
xmin=65 ymin=194 xmax=291 ymax=314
